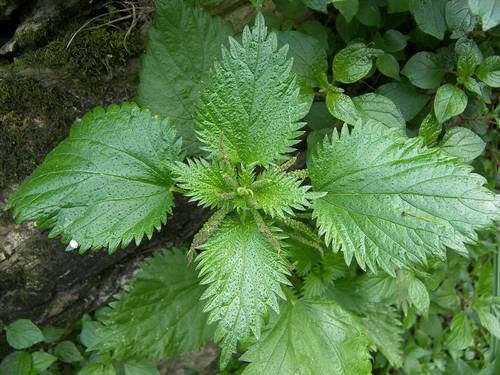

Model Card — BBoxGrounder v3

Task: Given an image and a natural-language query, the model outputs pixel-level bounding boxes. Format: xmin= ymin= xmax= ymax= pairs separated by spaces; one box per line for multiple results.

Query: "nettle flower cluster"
xmin=7 ymin=9 xmax=498 ymax=374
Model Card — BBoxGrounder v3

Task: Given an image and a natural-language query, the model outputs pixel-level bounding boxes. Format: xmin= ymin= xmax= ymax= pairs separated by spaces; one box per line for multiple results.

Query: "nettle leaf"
xmin=419 ymin=112 xmax=442 ymax=146
xmin=434 ymin=84 xmax=468 ymax=123
xmin=196 ymin=14 xmax=306 ymax=166
xmin=325 ymin=90 xmax=358 ymax=124
xmin=402 ymin=52 xmax=445 ymax=89
xmin=444 ymin=311 xmax=474 ymax=351
xmin=376 ymin=53 xmax=400 ymax=81
xmin=445 ymin=0 xmax=477 ymax=39
xmin=439 ymin=127 xmax=485 ymax=161
xmin=196 ymin=215 xmax=291 ymax=366
xmin=7 ymin=103 xmax=182 ymax=252
xmin=377 ymin=82 xmax=429 ymax=121
xmin=352 ymin=93 xmax=406 ymax=135
xmin=308 ymin=124 xmax=498 ymax=274
xmin=410 ymin=0 xmax=447 ymax=40
xmin=241 ymin=298 xmax=372 ymax=375
xmin=476 ymin=56 xmax=500 ymax=88
xmin=333 ymin=43 xmax=383 ymax=84
xmin=96 ymin=249 xmax=213 ymax=359
xmin=137 ymin=0 xmax=233 ymax=155
xmin=468 ymin=0 xmax=500 ymax=31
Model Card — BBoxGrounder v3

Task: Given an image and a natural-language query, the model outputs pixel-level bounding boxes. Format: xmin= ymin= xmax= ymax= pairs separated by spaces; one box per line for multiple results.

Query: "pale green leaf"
xmin=419 ymin=112 xmax=442 ymax=146
xmin=325 ymin=91 xmax=358 ymax=124
xmin=377 ymin=82 xmax=429 ymax=121
xmin=334 ymin=0 xmax=359 ymax=22
xmin=410 ymin=0 xmax=447 ymax=40
xmin=476 ymin=56 xmax=500 ymax=88
xmin=95 ymin=249 xmax=213 ymax=360
xmin=434 ymin=84 xmax=468 ymax=123
xmin=7 ymin=103 xmax=182 ymax=253
xmin=445 ymin=0 xmax=477 ymax=38
xmin=196 ymin=14 xmax=306 ymax=166
xmin=78 ymin=362 xmax=116 ymax=375
xmin=376 ymin=53 xmax=400 ymax=81
xmin=241 ymin=298 xmax=372 ymax=375
xmin=5 ymin=319 xmax=44 ymax=350
xmin=0 ymin=352 xmax=32 ymax=375
xmin=333 ymin=43 xmax=383 ymax=83
xmin=476 ymin=307 xmax=500 ymax=339
xmin=445 ymin=312 xmax=474 ymax=351
xmin=54 ymin=341 xmax=83 ymax=363
xmin=196 ymin=215 xmax=291 ymax=367
xmin=352 ymin=93 xmax=406 ymax=135
xmin=468 ymin=0 xmax=500 ymax=30
xmin=80 ymin=321 xmax=103 ymax=349
xmin=137 ymin=0 xmax=233 ymax=155
xmin=402 ymin=52 xmax=445 ymax=89
xmin=309 ymin=124 xmax=498 ymax=274
xmin=407 ymin=275 xmax=430 ymax=315
xmin=32 ymin=351 xmax=57 ymax=372
xmin=439 ymin=127 xmax=485 ymax=161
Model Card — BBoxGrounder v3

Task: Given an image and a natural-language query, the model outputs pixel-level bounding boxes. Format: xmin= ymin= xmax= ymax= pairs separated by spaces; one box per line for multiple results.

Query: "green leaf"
xmin=276 ymin=30 xmax=328 ymax=89
xmin=334 ymin=0 xmax=359 ymax=22
xmin=0 ymin=352 xmax=32 ymax=375
xmin=123 ymin=360 xmax=159 ymax=375
xmin=457 ymin=52 xmax=479 ymax=82
xmin=410 ymin=0 xmax=447 ymax=40
xmin=333 ymin=43 xmax=382 ymax=83
xmin=388 ymin=0 xmax=409 ymax=13
xmin=419 ymin=112 xmax=442 ymax=146
xmin=325 ymin=91 xmax=358 ymax=124
xmin=196 ymin=14 xmax=306 ymax=167
xmin=352 ymin=93 xmax=406 ymax=135
xmin=468 ymin=0 xmax=500 ymax=31
xmin=362 ymin=306 xmax=404 ymax=367
xmin=54 ymin=341 xmax=83 ymax=363
xmin=5 ymin=319 xmax=44 ymax=349
xmin=402 ymin=52 xmax=445 ymax=89
xmin=41 ymin=326 xmax=66 ymax=343
xmin=439 ymin=127 xmax=485 ymax=161
xmin=196 ymin=214 xmax=291 ymax=367
xmin=476 ymin=56 xmax=500 ymax=88
xmin=407 ymin=275 xmax=430 ymax=315
xmin=95 ymin=249 xmax=213 ymax=359
xmin=80 ymin=321 xmax=103 ymax=349
xmin=445 ymin=0 xmax=477 ymax=38
xmin=7 ymin=103 xmax=182 ymax=253
xmin=434 ymin=84 xmax=468 ymax=123
xmin=78 ymin=362 xmax=116 ymax=375
xmin=137 ymin=0 xmax=233 ymax=155
xmin=32 ymin=351 xmax=57 ymax=372
xmin=376 ymin=53 xmax=400 ymax=81
xmin=377 ymin=82 xmax=429 ymax=121
xmin=382 ymin=30 xmax=409 ymax=52
xmin=241 ymin=298 xmax=372 ymax=375
xmin=308 ymin=124 xmax=498 ymax=274
xmin=463 ymin=77 xmax=482 ymax=95
xmin=356 ymin=0 xmax=381 ymax=27
xmin=300 ymin=0 xmax=333 ymax=13
xmin=475 ymin=304 xmax=500 ymax=338
xmin=445 ymin=312 xmax=474 ymax=351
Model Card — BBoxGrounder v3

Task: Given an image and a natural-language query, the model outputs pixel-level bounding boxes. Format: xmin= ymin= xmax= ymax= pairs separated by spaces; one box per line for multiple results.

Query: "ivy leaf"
xmin=95 ymin=249 xmax=213 ymax=360
xmin=402 ymin=52 xmax=445 ymax=89
xmin=352 ymin=93 xmax=406 ymax=135
xmin=410 ymin=0 xmax=447 ymax=40
xmin=444 ymin=312 xmax=474 ymax=351
xmin=377 ymin=82 xmax=429 ymax=121
xmin=196 ymin=215 xmax=291 ymax=367
xmin=325 ymin=90 xmax=358 ymax=124
xmin=5 ymin=319 xmax=44 ymax=350
xmin=333 ymin=43 xmax=383 ymax=83
xmin=468 ymin=0 xmax=500 ymax=31
xmin=434 ymin=84 xmax=468 ymax=123
xmin=137 ymin=0 xmax=233 ymax=155
xmin=439 ymin=127 xmax=485 ymax=162
xmin=419 ymin=112 xmax=442 ymax=146
xmin=7 ymin=104 xmax=182 ymax=253
xmin=445 ymin=0 xmax=477 ymax=39
xmin=308 ymin=124 xmax=498 ymax=274
xmin=376 ymin=54 xmax=401 ymax=81
xmin=241 ymin=298 xmax=372 ymax=375
xmin=476 ymin=56 xmax=500 ymax=88
xmin=196 ymin=14 xmax=306 ymax=166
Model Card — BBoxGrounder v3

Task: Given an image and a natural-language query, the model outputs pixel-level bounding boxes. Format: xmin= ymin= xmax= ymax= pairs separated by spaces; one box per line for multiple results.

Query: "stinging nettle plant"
xmin=5 ymin=0 xmax=500 ymax=373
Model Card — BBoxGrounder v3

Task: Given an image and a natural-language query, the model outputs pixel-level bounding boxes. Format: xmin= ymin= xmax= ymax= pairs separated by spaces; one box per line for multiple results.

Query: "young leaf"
xmin=196 ymin=14 xmax=306 ymax=166
xmin=325 ymin=91 xmax=358 ymax=124
xmin=333 ymin=43 xmax=382 ymax=83
xmin=445 ymin=0 xmax=476 ymax=38
xmin=7 ymin=103 xmax=182 ymax=252
xmin=476 ymin=56 xmax=500 ymax=88
xmin=409 ymin=0 xmax=447 ymax=40
xmin=434 ymin=84 xmax=468 ymax=123
xmin=241 ymin=298 xmax=372 ymax=375
xmin=137 ymin=0 xmax=233 ymax=155
xmin=5 ymin=319 xmax=44 ymax=349
xmin=468 ymin=0 xmax=500 ymax=31
xmin=377 ymin=82 xmax=429 ymax=121
xmin=352 ymin=93 xmax=406 ymax=135
xmin=419 ymin=112 xmax=442 ymax=145
xmin=402 ymin=52 xmax=445 ymax=89
xmin=444 ymin=311 xmax=474 ymax=351
xmin=196 ymin=215 xmax=291 ymax=367
xmin=308 ymin=124 xmax=498 ymax=274
xmin=376 ymin=53 xmax=401 ymax=81
xmin=439 ymin=127 xmax=485 ymax=161
xmin=95 ymin=249 xmax=213 ymax=360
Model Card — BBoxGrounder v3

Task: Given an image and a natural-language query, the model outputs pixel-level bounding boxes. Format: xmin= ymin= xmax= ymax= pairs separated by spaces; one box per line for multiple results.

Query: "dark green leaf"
xmin=445 ymin=0 xmax=477 ymax=38
xmin=376 ymin=53 xmax=400 ymax=80
xmin=388 ymin=0 xmax=410 ymax=13
xmin=0 ymin=352 xmax=32 ymax=375
xmin=356 ymin=0 xmax=381 ymax=27
xmin=54 ymin=341 xmax=83 ymax=363
xmin=410 ymin=0 xmax=447 ymax=40
xmin=382 ymin=30 xmax=409 ymax=52
xmin=5 ymin=319 xmax=44 ymax=349
xmin=377 ymin=82 xmax=429 ymax=121
xmin=402 ymin=52 xmax=445 ymax=89
xmin=123 ymin=360 xmax=159 ymax=375
xmin=32 ymin=351 xmax=57 ymax=372
xmin=334 ymin=0 xmax=359 ymax=22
